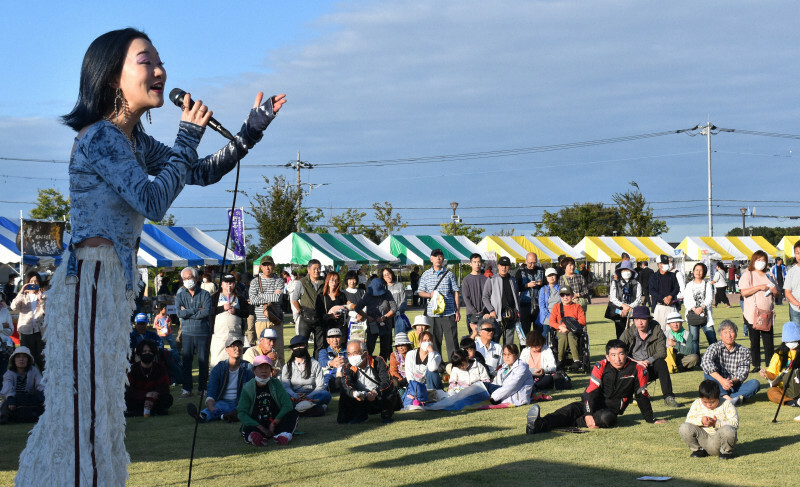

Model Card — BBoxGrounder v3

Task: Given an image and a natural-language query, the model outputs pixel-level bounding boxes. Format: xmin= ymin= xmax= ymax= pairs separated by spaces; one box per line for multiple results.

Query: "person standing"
xmin=637 ymin=261 xmax=654 ymax=308
xmin=16 ymin=27 xmax=287 ymax=487
xmin=482 ymin=256 xmax=521 ymax=345
xmin=783 ymin=241 xmax=800 ymax=324
xmin=417 ymin=249 xmax=461 ymax=360
xmin=516 ymin=252 xmax=544 ymax=337
xmin=608 ymin=261 xmax=641 ymax=338
xmin=3 ymin=274 xmax=17 ymax=305
xmin=727 ymin=263 xmax=737 ymax=294
xmin=249 ymin=256 xmax=286 ymax=359
xmin=712 ymin=263 xmax=731 ymax=308
xmin=10 ymin=271 xmax=46 ymax=371
xmin=176 ymin=267 xmax=213 ymax=398
xmin=461 ymin=253 xmax=488 ymax=326
xmin=410 ymin=266 xmax=421 ymax=307
xmin=738 ymin=251 xmax=777 ymax=372
xmin=649 ymin=254 xmax=680 ymax=333
xmin=559 ymin=257 xmax=589 ymax=313
xmin=771 ymin=257 xmax=787 ymax=305
xmin=208 ymin=274 xmax=246 ymax=368
xmin=291 ymin=259 xmax=325 ymax=357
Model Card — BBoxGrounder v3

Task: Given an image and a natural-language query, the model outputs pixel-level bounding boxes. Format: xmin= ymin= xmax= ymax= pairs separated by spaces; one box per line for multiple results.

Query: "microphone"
xmin=169 ymin=88 xmax=234 ymax=141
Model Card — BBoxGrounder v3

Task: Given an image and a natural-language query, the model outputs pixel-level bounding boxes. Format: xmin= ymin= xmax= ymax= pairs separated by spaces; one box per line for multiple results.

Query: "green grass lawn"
xmin=2 ymin=303 xmax=799 ymax=486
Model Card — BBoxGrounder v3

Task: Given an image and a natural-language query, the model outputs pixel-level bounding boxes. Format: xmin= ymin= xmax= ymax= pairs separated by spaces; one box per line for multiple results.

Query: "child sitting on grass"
xmin=678 ymin=380 xmax=738 ymax=459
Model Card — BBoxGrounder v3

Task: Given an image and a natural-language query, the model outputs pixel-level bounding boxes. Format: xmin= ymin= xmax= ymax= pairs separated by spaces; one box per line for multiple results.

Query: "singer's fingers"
xmin=272 ymin=94 xmax=287 ymax=114
xmin=253 ymin=92 xmax=264 ymax=109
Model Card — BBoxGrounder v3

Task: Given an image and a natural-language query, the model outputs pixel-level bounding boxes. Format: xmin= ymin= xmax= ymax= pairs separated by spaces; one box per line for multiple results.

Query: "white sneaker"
xmin=794 ymin=414 xmax=800 ymax=422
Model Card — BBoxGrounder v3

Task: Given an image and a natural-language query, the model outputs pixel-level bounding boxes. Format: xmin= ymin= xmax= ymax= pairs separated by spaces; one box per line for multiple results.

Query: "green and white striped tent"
xmin=254 ymin=233 xmax=398 ymax=267
xmin=380 ymin=235 xmax=488 ymax=265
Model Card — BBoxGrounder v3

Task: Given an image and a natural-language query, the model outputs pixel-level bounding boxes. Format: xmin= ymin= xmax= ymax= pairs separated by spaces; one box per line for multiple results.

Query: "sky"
xmin=2 ymin=0 xmax=800 ymax=247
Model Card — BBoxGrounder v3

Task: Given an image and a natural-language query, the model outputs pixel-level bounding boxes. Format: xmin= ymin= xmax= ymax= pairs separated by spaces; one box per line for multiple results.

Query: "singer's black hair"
xmin=62 ymin=28 xmax=150 ymax=132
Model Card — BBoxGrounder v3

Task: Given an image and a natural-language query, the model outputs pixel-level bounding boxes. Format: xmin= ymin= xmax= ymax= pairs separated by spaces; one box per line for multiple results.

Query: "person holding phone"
xmin=11 ymin=271 xmax=46 ymax=371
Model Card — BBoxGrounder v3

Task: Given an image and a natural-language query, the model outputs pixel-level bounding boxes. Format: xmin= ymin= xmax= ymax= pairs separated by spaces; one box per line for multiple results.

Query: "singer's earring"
xmin=122 ymin=95 xmax=130 ymax=125
xmin=146 ymin=109 xmax=152 ymax=124
xmin=113 ymin=87 xmax=122 ymax=120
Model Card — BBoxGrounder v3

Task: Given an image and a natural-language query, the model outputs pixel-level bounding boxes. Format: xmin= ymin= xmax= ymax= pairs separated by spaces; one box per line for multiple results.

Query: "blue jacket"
xmin=175 ymin=287 xmax=212 ymax=336
xmin=129 ymin=330 xmax=162 ymax=354
xmin=206 ymin=360 xmax=254 ymax=403
xmin=648 ymin=271 xmax=680 ymax=310
xmin=537 ymin=283 xmax=561 ymax=326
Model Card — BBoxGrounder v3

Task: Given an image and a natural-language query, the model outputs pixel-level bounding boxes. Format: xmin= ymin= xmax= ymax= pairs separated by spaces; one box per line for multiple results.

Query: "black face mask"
xmin=291 ymin=348 xmax=309 ymax=359
xmin=140 ymin=353 xmax=155 ymax=365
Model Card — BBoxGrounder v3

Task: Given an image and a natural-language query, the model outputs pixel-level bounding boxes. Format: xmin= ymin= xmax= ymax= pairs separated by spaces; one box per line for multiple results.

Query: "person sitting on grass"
xmin=446 ymin=348 xmax=490 ymax=395
xmin=759 ymin=321 xmax=800 ymax=405
xmin=0 ymin=347 xmax=44 ymax=425
xmin=407 ymin=315 xmax=431 ymax=349
xmin=318 ymin=328 xmax=347 ymax=393
xmin=679 ymin=380 xmax=738 ymax=459
xmin=404 ymin=330 xmax=444 ymax=391
xmin=619 ymin=306 xmax=681 ymax=408
xmin=125 ymin=340 xmax=173 ymax=417
xmin=470 ymin=317 xmax=502 ymax=378
xmin=701 ymin=320 xmax=761 ymax=406
xmin=388 ymin=332 xmax=412 ymax=390
xmin=520 ymin=330 xmax=557 ymax=401
xmin=526 ymin=339 xmax=668 ymax=434
xmin=242 ymin=328 xmax=283 ymax=377
xmin=487 ymin=344 xmax=534 ymax=406
xmin=197 ymin=337 xmax=253 ymax=422
xmin=238 ymin=355 xmax=298 ymax=446
xmin=281 ymin=335 xmax=331 ymax=417
xmin=664 ymin=311 xmax=700 ymax=373
xmin=337 ymin=339 xmax=399 ymax=424
xmin=548 ymin=285 xmax=586 ymax=372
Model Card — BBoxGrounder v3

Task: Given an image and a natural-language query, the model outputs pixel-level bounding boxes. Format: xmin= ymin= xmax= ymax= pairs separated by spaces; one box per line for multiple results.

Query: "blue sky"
xmin=2 ymin=0 xmax=799 ymax=246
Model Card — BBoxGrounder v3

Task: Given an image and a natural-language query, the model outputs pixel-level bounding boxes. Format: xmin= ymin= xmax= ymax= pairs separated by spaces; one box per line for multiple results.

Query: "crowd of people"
xmin=3 ymin=244 xmax=800 ymax=459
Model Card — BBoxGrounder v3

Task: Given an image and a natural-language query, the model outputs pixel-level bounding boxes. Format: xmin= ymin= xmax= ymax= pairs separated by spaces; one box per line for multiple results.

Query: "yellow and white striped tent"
xmin=776 ymin=236 xmax=800 ymax=261
xmin=677 ymin=236 xmax=778 ymax=262
xmin=574 ymin=236 xmax=676 ymax=263
xmin=476 ymin=236 xmax=579 ymax=263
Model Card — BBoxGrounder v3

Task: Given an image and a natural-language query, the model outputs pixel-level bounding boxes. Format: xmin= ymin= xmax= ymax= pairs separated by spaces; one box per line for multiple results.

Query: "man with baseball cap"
xmin=318 ymin=327 xmax=346 ymax=392
xmin=130 ymin=312 xmax=162 ymax=358
xmin=417 ymin=248 xmax=461 ymax=359
xmin=243 ymin=328 xmax=284 ymax=376
xmin=620 ymin=306 xmax=681 ymax=407
xmin=197 ymin=336 xmax=254 ymax=422
xmin=482 ymin=255 xmax=521 ymax=345
xmin=649 ymin=254 xmax=680 ymax=334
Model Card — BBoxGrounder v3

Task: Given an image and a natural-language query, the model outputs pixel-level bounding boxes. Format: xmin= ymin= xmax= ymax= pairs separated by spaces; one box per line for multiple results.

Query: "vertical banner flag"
xmin=16 ymin=220 xmax=66 ymax=256
xmin=227 ymin=208 xmax=246 ymax=259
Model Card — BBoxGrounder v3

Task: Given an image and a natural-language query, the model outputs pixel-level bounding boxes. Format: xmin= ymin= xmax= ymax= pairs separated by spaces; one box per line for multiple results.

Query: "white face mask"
xmin=348 ymin=354 xmax=364 ymax=367
xmin=754 ymin=261 xmax=767 ymax=271
xmin=255 ymin=376 xmax=270 ymax=385
xmin=621 ymin=271 xmax=632 ymax=280
xmin=787 ymin=342 xmax=798 ymax=350
xmin=203 ymin=278 xmax=208 ymax=283
xmin=660 ymin=264 xmax=670 ymax=272
xmin=420 ymin=341 xmax=432 ymax=351
xmin=183 ymin=279 xmax=196 ymax=290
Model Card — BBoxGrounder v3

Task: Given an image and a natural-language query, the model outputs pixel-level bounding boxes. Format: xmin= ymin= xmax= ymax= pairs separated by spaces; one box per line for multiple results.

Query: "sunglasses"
xmin=480 ymin=328 xmax=493 ymax=332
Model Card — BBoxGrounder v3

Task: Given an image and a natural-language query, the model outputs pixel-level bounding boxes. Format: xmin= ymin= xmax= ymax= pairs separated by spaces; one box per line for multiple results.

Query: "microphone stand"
xmin=187 ymin=128 xmax=239 ymax=487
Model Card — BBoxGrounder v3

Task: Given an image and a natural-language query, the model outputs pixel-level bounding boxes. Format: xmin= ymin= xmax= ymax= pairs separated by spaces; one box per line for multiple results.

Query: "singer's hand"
xmin=181 ymin=93 xmax=213 ymax=127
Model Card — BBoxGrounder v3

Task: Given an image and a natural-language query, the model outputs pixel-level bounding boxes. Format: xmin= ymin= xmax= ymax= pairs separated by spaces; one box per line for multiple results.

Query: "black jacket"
xmin=582 ymin=358 xmax=654 ymax=423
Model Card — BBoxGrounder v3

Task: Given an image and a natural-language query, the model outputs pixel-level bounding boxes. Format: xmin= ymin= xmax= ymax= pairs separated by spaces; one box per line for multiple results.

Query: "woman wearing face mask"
xmin=238 ymin=355 xmax=298 ymax=446
xmin=739 ymin=250 xmax=778 ymax=372
xmin=355 ymin=278 xmax=397 ymax=360
xmin=280 ymin=336 xmax=330 ymax=416
xmin=124 ymin=340 xmax=172 ymax=417
xmin=208 ymin=274 xmax=246 ymax=368
xmin=683 ymin=263 xmax=717 ymax=354
xmin=403 ymin=330 xmax=443 ymax=396
xmin=200 ymin=273 xmax=217 ymax=294
xmin=760 ymin=321 xmax=800 ymax=405
xmin=608 ymin=261 xmax=641 ymax=338
xmin=487 ymin=344 xmax=534 ymax=406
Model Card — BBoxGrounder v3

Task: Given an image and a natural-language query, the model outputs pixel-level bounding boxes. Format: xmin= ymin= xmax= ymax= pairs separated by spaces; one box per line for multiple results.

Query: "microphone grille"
xmin=169 ymin=88 xmax=186 ymax=107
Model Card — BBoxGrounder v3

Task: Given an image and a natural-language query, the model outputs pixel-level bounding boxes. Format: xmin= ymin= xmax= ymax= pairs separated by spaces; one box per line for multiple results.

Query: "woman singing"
xmin=16 ymin=28 xmax=285 ymax=486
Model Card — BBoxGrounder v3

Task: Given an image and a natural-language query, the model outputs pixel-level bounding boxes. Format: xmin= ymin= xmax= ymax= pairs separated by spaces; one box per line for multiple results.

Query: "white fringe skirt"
xmin=16 ymin=246 xmax=134 ymax=486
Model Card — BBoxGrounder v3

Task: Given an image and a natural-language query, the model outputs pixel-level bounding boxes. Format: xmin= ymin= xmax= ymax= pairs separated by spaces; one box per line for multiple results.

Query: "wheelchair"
xmin=548 ymin=319 xmax=591 ymax=374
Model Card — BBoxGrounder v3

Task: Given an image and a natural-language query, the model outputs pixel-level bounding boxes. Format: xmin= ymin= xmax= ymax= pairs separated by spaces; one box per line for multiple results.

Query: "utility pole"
xmin=740 ymin=207 xmax=747 ymax=236
xmin=285 ymin=150 xmax=314 ymax=232
xmin=689 ymin=122 xmax=733 ymax=237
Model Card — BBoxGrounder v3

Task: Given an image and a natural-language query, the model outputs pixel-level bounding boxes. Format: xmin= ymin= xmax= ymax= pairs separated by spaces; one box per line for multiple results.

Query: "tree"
xmin=368 ymin=201 xmax=407 ymax=243
xmin=244 ymin=175 xmax=322 ymax=257
xmin=440 ymin=222 xmax=485 ymax=241
xmin=147 ymin=213 xmax=177 ymax=226
xmin=329 ymin=208 xmax=367 ymax=234
xmin=30 ymin=188 xmax=70 ymax=230
xmin=497 ymin=228 xmax=516 ymax=237
xmin=540 ymin=203 xmax=623 ymax=246
xmin=611 ymin=183 xmax=668 ymax=236
xmin=725 ymin=225 xmax=800 ymax=246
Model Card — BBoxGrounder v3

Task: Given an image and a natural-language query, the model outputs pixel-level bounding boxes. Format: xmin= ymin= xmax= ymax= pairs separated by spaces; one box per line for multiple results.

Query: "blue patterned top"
xmin=68 ymin=100 xmax=276 ymax=294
